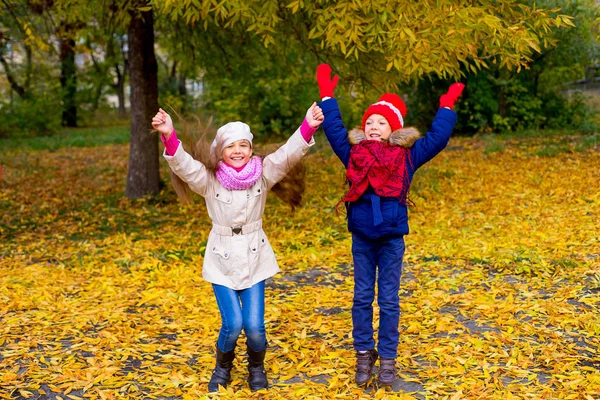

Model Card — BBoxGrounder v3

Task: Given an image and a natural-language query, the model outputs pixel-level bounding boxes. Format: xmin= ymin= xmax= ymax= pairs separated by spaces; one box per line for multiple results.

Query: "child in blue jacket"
xmin=316 ymin=64 xmax=464 ymax=386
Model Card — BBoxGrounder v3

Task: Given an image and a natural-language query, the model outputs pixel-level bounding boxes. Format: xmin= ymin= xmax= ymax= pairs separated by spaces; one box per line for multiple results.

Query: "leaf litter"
xmin=0 ymin=136 xmax=598 ymax=399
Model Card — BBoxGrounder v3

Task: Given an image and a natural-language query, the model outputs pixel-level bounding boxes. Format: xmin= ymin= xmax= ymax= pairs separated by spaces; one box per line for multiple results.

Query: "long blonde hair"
xmin=169 ymin=116 xmax=307 ymax=211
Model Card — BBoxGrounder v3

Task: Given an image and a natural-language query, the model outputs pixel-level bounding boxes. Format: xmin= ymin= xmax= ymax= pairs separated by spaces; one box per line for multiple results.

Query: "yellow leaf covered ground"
xmin=1 ymin=135 xmax=599 ymax=399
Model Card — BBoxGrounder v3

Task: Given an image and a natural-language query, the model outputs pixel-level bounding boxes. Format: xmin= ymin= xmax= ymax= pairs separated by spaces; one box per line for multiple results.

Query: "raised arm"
xmin=316 ymin=64 xmax=351 ymax=167
xmin=410 ymin=83 xmax=464 ymax=170
xmin=262 ymin=103 xmax=321 ymax=189
xmin=152 ymin=108 xmax=178 ymax=154
xmin=153 ymin=108 xmax=210 ymax=196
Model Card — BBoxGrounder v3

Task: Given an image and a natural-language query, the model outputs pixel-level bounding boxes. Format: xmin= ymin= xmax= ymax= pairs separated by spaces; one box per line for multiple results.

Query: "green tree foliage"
xmin=0 ymin=0 xmax=63 ymax=136
xmin=155 ymin=19 xmax=320 ymax=136
xmin=528 ymin=0 xmax=600 ymax=94
xmin=153 ymin=0 xmax=574 ymax=84
xmin=1 ymin=0 xmax=133 ymax=131
xmin=0 ymin=0 xmax=38 ymax=99
xmin=1 ymin=0 xmax=583 ymax=197
xmin=443 ymin=0 xmax=600 ymax=134
xmin=27 ymin=0 xmax=92 ymax=127
xmin=76 ymin=31 xmax=129 ymax=120
xmin=150 ymin=0 xmax=577 ymax=137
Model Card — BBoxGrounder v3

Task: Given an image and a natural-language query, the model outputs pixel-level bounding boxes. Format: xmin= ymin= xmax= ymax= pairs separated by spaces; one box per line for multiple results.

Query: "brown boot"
xmin=355 ymin=349 xmax=378 ymax=385
xmin=378 ymin=357 xmax=396 ymax=385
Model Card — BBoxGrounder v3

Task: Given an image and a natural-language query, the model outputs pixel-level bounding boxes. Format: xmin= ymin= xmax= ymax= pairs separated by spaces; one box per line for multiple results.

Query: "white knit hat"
xmin=210 ymin=121 xmax=254 ymax=160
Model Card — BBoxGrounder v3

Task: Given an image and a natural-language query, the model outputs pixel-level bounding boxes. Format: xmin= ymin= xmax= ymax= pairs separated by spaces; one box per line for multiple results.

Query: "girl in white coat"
xmin=151 ymin=104 xmax=323 ymax=392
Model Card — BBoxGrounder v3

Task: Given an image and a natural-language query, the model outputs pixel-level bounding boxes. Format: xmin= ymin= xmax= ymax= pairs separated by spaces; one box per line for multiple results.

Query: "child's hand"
xmin=316 ymin=64 xmax=339 ymax=99
xmin=306 ymin=102 xmax=324 ymax=128
xmin=439 ymin=83 xmax=465 ymax=110
xmin=151 ymin=108 xmax=174 ymax=138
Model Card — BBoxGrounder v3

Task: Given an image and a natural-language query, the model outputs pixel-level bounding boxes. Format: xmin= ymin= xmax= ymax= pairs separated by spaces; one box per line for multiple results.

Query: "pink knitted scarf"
xmin=216 ymin=156 xmax=263 ymax=190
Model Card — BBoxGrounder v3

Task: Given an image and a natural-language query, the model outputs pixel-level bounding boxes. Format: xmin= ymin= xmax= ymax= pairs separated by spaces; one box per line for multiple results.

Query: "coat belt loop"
xmin=364 ymin=194 xmax=383 ymax=226
xmin=212 ymin=219 xmax=263 ymax=236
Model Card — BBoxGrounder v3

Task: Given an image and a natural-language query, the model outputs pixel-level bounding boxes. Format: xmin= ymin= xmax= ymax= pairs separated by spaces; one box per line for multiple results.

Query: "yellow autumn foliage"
xmin=0 ymin=135 xmax=598 ymax=399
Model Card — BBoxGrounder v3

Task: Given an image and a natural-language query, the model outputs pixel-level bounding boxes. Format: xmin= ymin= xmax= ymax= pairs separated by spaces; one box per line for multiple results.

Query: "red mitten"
xmin=316 ymin=64 xmax=339 ymax=99
xmin=439 ymin=83 xmax=465 ymax=110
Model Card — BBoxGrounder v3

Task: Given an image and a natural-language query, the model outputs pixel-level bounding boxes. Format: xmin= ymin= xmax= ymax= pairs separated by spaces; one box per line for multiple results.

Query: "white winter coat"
xmin=164 ymin=128 xmax=314 ymax=290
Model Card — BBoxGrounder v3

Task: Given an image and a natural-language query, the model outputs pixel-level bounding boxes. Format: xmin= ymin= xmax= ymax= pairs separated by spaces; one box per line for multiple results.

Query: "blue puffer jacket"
xmin=320 ymin=98 xmax=457 ymax=239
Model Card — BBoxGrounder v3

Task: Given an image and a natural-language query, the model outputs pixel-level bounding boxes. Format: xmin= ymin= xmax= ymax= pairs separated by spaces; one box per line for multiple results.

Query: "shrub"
xmin=543 ymin=90 xmax=596 ymax=130
xmin=0 ymin=96 xmax=62 ymax=139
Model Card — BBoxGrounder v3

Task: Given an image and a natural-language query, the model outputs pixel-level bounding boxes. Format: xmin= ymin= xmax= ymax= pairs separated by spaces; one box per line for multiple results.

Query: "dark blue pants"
xmin=212 ymin=280 xmax=267 ymax=353
xmin=351 ymin=233 xmax=405 ymax=359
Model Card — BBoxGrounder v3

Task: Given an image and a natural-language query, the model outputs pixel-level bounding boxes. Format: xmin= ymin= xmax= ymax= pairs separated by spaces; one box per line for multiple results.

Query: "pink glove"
xmin=439 ymin=83 xmax=465 ymax=110
xmin=316 ymin=64 xmax=339 ymax=99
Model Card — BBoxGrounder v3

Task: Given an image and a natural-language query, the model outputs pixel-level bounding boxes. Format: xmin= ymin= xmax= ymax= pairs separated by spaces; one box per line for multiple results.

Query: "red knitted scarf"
xmin=342 ymin=140 xmax=411 ymax=204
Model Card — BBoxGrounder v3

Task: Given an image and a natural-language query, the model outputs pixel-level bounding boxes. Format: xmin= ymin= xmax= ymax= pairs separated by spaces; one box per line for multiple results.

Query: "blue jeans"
xmin=351 ymin=233 xmax=405 ymax=359
xmin=212 ymin=280 xmax=267 ymax=353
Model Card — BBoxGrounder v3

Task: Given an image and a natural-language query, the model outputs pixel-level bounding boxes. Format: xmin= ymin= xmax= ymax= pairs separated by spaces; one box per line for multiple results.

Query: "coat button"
xmin=257 ymin=189 xmax=261 ymax=193
xmin=216 ymin=193 xmax=219 ymax=197
xmin=252 ymin=248 xmax=256 ymax=252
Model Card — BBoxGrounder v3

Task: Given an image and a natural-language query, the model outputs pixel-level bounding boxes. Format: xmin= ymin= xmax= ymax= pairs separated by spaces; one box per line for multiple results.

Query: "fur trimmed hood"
xmin=348 ymin=127 xmax=421 ymax=148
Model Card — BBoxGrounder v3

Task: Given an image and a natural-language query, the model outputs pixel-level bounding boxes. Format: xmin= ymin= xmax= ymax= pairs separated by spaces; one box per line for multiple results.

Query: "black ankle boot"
xmin=208 ymin=345 xmax=235 ymax=392
xmin=247 ymin=347 xmax=268 ymax=391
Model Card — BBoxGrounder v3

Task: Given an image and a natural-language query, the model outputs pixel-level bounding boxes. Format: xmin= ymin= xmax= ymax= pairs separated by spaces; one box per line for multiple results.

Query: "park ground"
xmin=1 ymin=128 xmax=599 ymax=399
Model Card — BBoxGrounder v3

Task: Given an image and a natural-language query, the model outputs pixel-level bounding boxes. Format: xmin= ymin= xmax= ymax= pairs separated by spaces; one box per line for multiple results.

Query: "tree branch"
xmin=0 ymin=51 xmax=28 ymax=98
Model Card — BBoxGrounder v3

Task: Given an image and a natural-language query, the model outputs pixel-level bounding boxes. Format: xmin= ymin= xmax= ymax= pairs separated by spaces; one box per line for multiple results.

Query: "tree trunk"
xmin=119 ymin=36 xmax=129 ymax=119
xmin=91 ymin=79 xmax=104 ymax=113
xmin=178 ymin=75 xmax=187 ymax=97
xmin=115 ymin=64 xmax=127 ymax=118
xmin=125 ymin=6 xmax=160 ymax=199
xmin=60 ymin=35 xmax=78 ymax=127
xmin=0 ymin=53 xmax=28 ymax=99
xmin=88 ymin=52 xmax=107 ymax=113
xmin=117 ymin=72 xmax=127 ymax=118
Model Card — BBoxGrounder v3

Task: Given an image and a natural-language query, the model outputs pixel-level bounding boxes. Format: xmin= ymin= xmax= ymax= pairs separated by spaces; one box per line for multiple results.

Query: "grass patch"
xmin=535 ymin=143 xmax=571 ymax=157
xmin=491 ymin=127 xmax=597 ymax=140
xmin=0 ymin=126 xmax=130 ymax=152
xmin=475 ymin=129 xmax=599 ymax=157
xmin=575 ymin=134 xmax=599 ymax=152
xmin=482 ymin=135 xmax=506 ymax=154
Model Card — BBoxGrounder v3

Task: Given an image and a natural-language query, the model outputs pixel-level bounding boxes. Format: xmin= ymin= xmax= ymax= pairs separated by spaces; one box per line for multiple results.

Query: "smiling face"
xmin=364 ymin=113 xmax=392 ymax=141
xmin=222 ymin=139 xmax=252 ymax=168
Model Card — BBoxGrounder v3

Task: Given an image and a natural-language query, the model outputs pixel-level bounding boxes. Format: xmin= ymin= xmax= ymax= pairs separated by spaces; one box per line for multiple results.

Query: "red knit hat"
xmin=361 ymin=93 xmax=407 ymax=132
